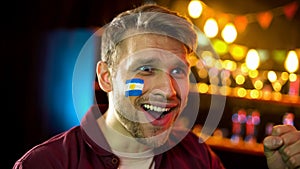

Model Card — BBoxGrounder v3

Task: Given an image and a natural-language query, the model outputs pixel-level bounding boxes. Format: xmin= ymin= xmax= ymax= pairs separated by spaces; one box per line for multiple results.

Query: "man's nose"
xmin=156 ymin=72 xmax=177 ymax=98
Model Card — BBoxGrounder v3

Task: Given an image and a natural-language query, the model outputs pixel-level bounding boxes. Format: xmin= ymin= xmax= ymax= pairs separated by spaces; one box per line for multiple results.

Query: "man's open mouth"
xmin=142 ymin=103 xmax=173 ymax=120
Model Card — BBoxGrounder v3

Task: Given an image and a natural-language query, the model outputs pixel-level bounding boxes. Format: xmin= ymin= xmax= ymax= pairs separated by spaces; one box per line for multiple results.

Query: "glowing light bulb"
xmin=235 ymin=74 xmax=245 ymax=85
xmin=289 ymin=73 xmax=297 ymax=82
xmin=245 ymin=49 xmax=260 ymax=70
xmin=188 ymin=0 xmax=203 ymax=19
xmin=237 ymin=87 xmax=247 ymax=97
xmin=221 ymin=23 xmax=237 ymax=43
xmin=281 ymin=72 xmax=289 ymax=81
xmin=284 ymin=50 xmax=299 ymax=73
xmin=230 ymin=44 xmax=247 ymax=61
xmin=254 ymin=80 xmax=263 ymax=90
xmin=267 ymin=71 xmax=277 ymax=83
xmin=204 ymin=18 xmax=218 ymax=38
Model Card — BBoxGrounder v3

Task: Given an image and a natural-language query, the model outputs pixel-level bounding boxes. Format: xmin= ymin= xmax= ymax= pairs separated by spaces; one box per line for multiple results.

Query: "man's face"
xmin=110 ymin=34 xmax=190 ymax=147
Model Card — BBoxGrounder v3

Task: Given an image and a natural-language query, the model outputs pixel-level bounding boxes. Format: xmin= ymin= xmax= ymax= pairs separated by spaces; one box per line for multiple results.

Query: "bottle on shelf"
xmin=245 ymin=110 xmax=261 ymax=143
xmin=282 ymin=112 xmax=295 ymax=126
xmin=231 ymin=109 xmax=247 ymax=143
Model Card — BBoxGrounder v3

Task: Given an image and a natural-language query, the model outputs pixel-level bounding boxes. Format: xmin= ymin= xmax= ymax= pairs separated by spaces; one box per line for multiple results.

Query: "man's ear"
xmin=96 ymin=61 xmax=112 ymax=92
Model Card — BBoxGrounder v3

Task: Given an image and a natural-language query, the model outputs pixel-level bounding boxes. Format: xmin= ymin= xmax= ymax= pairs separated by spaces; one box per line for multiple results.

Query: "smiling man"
xmin=92 ymin=4 xmax=226 ymax=168
xmin=13 ymin=3 xmax=300 ymax=169
xmin=98 ymin=34 xmax=192 ymax=147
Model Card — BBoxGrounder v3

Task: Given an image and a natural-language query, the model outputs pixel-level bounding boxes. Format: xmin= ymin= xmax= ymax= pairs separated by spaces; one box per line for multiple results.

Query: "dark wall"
xmin=3 ymin=0 xmax=144 ymax=168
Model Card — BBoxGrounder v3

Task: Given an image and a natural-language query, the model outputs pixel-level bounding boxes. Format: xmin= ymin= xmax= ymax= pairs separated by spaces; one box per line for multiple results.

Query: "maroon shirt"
xmin=13 ymin=105 xmax=225 ymax=169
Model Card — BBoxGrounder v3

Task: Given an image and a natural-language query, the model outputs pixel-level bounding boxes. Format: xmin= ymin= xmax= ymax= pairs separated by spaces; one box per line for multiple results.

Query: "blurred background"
xmin=3 ymin=0 xmax=300 ymax=168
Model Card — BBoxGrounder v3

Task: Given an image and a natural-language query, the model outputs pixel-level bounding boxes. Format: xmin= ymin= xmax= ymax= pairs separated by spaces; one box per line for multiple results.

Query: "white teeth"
xmin=143 ymin=104 xmax=170 ymax=113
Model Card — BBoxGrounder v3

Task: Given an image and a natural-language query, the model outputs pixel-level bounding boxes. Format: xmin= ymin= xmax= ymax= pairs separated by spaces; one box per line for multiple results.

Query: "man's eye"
xmin=171 ymin=68 xmax=187 ymax=75
xmin=171 ymin=68 xmax=187 ymax=77
xmin=138 ymin=66 xmax=154 ymax=74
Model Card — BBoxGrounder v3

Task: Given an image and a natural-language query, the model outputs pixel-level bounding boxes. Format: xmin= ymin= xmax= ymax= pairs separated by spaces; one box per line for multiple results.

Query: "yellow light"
xmin=212 ymin=39 xmax=228 ymax=55
xmin=272 ymin=81 xmax=282 ymax=92
xmin=229 ymin=45 xmax=247 ymax=61
xmin=188 ymin=0 xmax=203 ymax=19
xmin=221 ymin=23 xmax=237 ymax=43
xmin=284 ymin=50 xmax=299 ymax=73
xmin=289 ymin=73 xmax=298 ymax=82
xmin=267 ymin=71 xmax=277 ymax=82
xmin=281 ymin=72 xmax=289 ymax=81
xmin=250 ymin=89 xmax=260 ymax=99
xmin=254 ymin=80 xmax=263 ymax=90
xmin=235 ymin=74 xmax=245 ymax=85
xmin=204 ymin=18 xmax=218 ymax=38
xmin=237 ymin=87 xmax=247 ymax=97
xmin=197 ymin=83 xmax=209 ymax=93
xmin=245 ymin=49 xmax=260 ymax=70
xmin=249 ymin=70 xmax=258 ymax=78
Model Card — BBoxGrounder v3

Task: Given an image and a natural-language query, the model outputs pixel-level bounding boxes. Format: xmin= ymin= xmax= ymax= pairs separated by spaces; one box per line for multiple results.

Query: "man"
xmin=13 ymin=3 xmax=300 ymax=169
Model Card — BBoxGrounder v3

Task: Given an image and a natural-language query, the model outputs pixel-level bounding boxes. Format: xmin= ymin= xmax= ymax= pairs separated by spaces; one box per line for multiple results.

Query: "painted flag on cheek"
xmin=125 ymin=78 xmax=144 ymax=97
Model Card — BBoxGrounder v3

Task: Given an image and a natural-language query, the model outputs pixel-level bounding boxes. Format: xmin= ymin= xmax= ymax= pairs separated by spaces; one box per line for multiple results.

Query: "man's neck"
xmin=97 ymin=114 xmax=153 ymax=156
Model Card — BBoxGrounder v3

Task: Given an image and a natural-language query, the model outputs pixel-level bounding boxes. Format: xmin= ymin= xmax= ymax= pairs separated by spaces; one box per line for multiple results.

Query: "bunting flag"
xmin=218 ymin=13 xmax=230 ymax=27
xmin=195 ymin=1 xmax=299 ymax=30
xmin=283 ymin=1 xmax=299 ymax=20
xmin=234 ymin=16 xmax=248 ymax=33
xmin=256 ymin=11 xmax=273 ymax=29
xmin=189 ymin=0 xmax=300 ymax=66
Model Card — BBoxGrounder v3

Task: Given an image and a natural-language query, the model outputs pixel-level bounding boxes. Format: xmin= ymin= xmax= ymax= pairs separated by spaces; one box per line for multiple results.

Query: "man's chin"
xmin=136 ymin=129 xmax=171 ymax=148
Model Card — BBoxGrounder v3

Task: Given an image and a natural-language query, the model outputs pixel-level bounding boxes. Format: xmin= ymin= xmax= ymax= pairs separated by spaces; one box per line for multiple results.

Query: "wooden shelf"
xmin=192 ymin=131 xmax=264 ymax=156
xmin=189 ymin=83 xmax=300 ymax=107
xmin=205 ymin=136 xmax=264 ymax=156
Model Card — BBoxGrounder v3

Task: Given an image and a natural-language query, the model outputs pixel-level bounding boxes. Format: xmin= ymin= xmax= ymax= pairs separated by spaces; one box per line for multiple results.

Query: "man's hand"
xmin=263 ymin=125 xmax=300 ymax=169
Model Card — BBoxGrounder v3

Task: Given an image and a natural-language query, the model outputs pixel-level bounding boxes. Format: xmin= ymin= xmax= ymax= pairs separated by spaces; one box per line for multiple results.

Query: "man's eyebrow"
xmin=131 ymin=57 xmax=159 ymax=65
xmin=178 ymin=60 xmax=190 ymax=68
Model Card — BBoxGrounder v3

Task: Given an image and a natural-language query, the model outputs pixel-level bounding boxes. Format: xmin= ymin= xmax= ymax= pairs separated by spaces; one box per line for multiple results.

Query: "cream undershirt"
xmin=112 ymin=149 xmax=155 ymax=169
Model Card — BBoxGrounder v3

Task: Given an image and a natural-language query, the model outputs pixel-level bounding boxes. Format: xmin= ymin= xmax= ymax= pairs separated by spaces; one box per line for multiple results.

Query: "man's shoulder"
xmin=14 ymin=126 xmax=83 ymax=168
xmin=41 ymin=126 xmax=82 ymax=146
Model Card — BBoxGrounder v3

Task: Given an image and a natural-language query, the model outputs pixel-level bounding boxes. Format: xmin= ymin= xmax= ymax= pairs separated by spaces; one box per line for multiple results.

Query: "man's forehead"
xmin=129 ymin=48 xmax=185 ymax=58
xmin=119 ymin=34 xmax=188 ymax=55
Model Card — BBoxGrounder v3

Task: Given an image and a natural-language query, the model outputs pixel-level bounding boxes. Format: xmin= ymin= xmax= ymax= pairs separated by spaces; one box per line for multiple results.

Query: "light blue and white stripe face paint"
xmin=125 ymin=78 xmax=144 ymax=97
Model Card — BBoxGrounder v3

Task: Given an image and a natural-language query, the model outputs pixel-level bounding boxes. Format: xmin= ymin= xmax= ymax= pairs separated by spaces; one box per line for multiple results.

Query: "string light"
xmin=254 ymin=80 xmax=263 ymax=90
xmin=229 ymin=44 xmax=247 ymax=61
xmin=245 ymin=49 xmax=260 ymax=70
xmin=284 ymin=50 xmax=299 ymax=73
xmin=221 ymin=23 xmax=237 ymax=43
xmin=267 ymin=71 xmax=277 ymax=83
xmin=185 ymin=1 xmax=300 ymax=101
xmin=235 ymin=74 xmax=245 ymax=85
xmin=204 ymin=18 xmax=218 ymax=38
xmin=188 ymin=0 xmax=203 ymax=19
